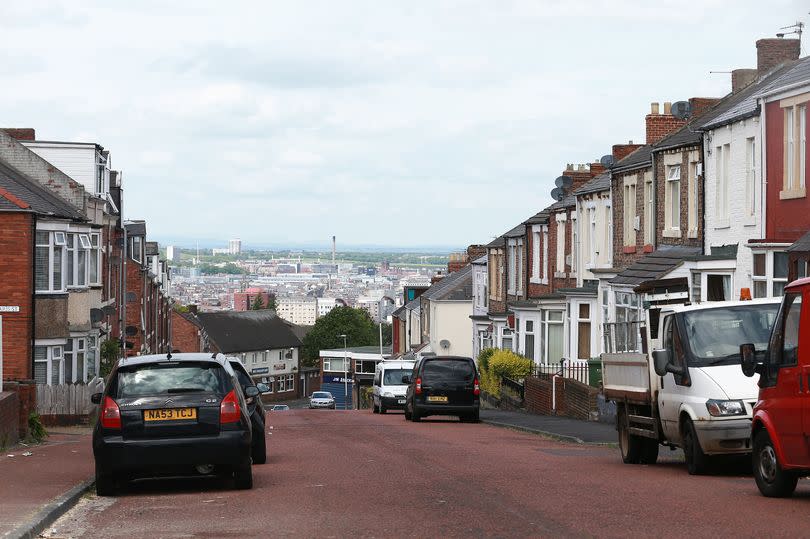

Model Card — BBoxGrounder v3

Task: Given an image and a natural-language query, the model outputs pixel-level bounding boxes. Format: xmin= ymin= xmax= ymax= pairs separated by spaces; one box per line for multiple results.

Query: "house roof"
xmin=788 ymin=230 xmax=810 ymax=253
xmin=145 ymin=241 xmax=159 ymax=256
xmin=196 ymin=310 xmax=303 ymax=354
xmin=471 ymin=255 xmax=487 ymax=265
xmin=546 ymin=192 xmax=576 ymax=212
xmin=284 ymin=321 xmax=312 ymax=342
xmin=574 ymin=172 xmax=611 ymax=196
xmin=0 ymin=160 xmax=84 ymax=219
xmin=525 ymin=209 xmax=549 ymax=225
xmin=405 ymin=297 xmax=421 ymax=311
xmin=756 ymin=55 xmax=810 ymax=100
xmin=505 ymin=223 xmax=525 ymax=238
xmin=611 ymin=145 xmax=653 ymax=173
xmin=421 ymin=264 xmax=473 ymax=301
xmin=699 ymin=63 xmax=798 ymax=130
xmin=124 ymin=221 xmax=146 ymax=236
xmin=486 ymin=234 xmax=506 ymax=248
xmin=609 ymin=246 xmax=701 ymax=286
xmin=652 ymin=124 xmax=702 ymax=152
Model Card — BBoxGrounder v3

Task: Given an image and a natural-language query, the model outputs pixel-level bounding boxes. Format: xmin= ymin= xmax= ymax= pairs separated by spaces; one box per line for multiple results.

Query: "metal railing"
xmin=501 ymin=376 xmax=525 ymax=400
xmin=603 ymin=321 xmax=644 ymax=354
xmin=531 ymin=359 xmax=590 ymax=385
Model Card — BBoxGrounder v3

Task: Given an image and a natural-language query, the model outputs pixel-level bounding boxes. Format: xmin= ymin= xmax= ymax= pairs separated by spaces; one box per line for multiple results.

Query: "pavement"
xmin=1 ymin=409 xmax=613 ymax=536
xmin=480 ymin=409 xmax=617 ymax=444
xmin=0 ymin=428 xmax=94 ymax=539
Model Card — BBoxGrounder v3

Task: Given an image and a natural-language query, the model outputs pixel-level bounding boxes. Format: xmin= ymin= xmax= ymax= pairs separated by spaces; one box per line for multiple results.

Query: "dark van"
xmin=403 ymin=356 xmax=480 ymax=422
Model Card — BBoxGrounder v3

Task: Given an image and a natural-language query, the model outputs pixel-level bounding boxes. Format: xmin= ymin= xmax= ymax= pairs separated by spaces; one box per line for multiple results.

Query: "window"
xmin=66 ymin=233 xmax=89 ymax=287
xmin=666 ymin=164 xmax=681 ymax=231
xmin=745 ymin=138 xmax=756 ymax=218
xmin=576 ymin=303 xmax=591 ymax=360
xmin=130 ymin=236 xmax=143 ymax=263
xmin=773 ymin=252 xmax=789 ymax=297
xmin=556 ymin=216 xmax=566 ymax=274
xmin=752 ymin=251 xmax=789 ymax=298
xmin=765 ymin=292 xmax=802 ymax=384
xmin=615 ymin=291 xmax=641 ymax=352
xmin=501 ymin=328 xmax=513 ymax=351
xmin=323 ymin=357 xmax=345 ymax=372
xmin=588 ymin=206 xmax=597 ymax=266
xmin=95 ymin=152 xmax=109 ymax=196
xmin=507 ymin=240 xmax=517 ymax=294
xmin=643 ymin=177 xmax=653 ymax=245
xmin=63 ymin=338 xmax=90 ymax=384
xmin=623 ymin=177 xmax=637 ymax=247
xmin=286 ymin=374 xmax=294 ymax=391
xmin=543 ymin=310 xmax=564 ymax=365
xmin=605 ymin=203 xmax=613 ymax=266
xmin=516 ymin=238 xmax=524 ymax=295
xmin=34 ymin=345 xmax=66 ymax=385
xmin=687 ymin=160 xmax=699 ymax=237
xmin=89 ymin=233 xmax=101 ymax=286
xmin=542 ymin=226 xmax=549 ymax=283
xmin=706 ymin=274 xmax=732 ymax=302
xmin=524 ymin=319 xmax=535 ymax=361
xmin=781 ymin=101 xmax=807 ymax=198
xmin=277 ymin=375 xmax=286 ymax=392
xmin=531 ymin=228 xmax=541 ymax=282
xmin=35 ymin=230 xmax=65 ymax=293
xmin=715 ymin=145 xmax=730 ymax=224
xmin=570 ymin=215 xmax=577 ymax=276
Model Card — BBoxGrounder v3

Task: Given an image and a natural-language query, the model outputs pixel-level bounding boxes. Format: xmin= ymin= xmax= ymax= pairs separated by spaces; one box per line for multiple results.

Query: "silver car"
xmin=309 ymin=391 xmax=336 ymax=409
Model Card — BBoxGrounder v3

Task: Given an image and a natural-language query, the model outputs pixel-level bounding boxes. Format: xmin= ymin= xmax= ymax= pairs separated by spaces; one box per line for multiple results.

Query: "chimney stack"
xmin=0 ymin=128 xmax=35 ymax=141
xmin=756 ymin=38 xmax=800 ymax=76
xmin=732 ymin=68 xmax=758 ymax=92
xmin=612 ymin=142 xmax=644 ymax=162
xmin=645 ymin=101 xmax=687 ymax=144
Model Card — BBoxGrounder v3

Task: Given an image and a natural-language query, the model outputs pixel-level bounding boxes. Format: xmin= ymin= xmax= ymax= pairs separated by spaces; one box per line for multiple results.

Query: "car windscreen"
xmin=312 ymin=392 xmax=332 ymax=399
xmin=681 ymin=304 xmax=778 ymax=367
xmin=383 ymin=369 xmax=410 ymax=386
xmin=115 ymin=362 xmax=229 ymax=398
xmin=421 ymin=359 xmax=475 ymax=384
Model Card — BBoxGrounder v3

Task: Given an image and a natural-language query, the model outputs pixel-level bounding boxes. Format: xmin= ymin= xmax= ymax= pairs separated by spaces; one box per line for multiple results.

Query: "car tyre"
xmin=234 ymin=463 xmax=253 ymax=490
xmin=617 ymin=406 xmax=642 ymax=464
xmin=380 ymin=404 xmax=387 ymax=414
xmin=404 ymin=403 xmax=412 ymax=420
xmin=372 ymin=400 xmax=379 ymax=414
xmin=639 ymin=438 xmax=659 ymax=465
xmin=252 ymin=429 xmax=267 ymax=465
xmin=753 ymin=429 xmax=798 ymax=497
xmin=95 ymin=464 xmax=116 ymax=497
xmin=682 ymin=418 xmax=710 ymax=475
xmin=412 ymin=405 xmax=421 ymax=422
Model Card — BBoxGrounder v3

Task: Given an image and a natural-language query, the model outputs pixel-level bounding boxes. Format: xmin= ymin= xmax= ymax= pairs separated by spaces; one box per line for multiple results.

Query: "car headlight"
xmin=706 ymin=399 xmax=746 ymax=417
xmin=383 ymin=392 xmax=394 ymax=398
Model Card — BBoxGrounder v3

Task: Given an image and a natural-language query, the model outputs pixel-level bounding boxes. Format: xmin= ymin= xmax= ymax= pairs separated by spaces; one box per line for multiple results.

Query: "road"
xmin=46 ymin=409 xmax=810 ymax=538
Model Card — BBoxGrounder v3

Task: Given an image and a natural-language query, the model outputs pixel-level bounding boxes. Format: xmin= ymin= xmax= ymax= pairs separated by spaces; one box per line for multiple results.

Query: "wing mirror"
xmin=652 ymin=349 xmax=685 ymax=377
xmin=256 ymin=383 xmax=271 ymax=394
xmin=90 ymin=392 xmax=102 ymax=404
xmin=740 ymin=343 xmax=761 ymax=377
xmin=401 ymin=375 xmax=411 ymax=384
xmin=244 ymin=386 xmax=260 ymax=398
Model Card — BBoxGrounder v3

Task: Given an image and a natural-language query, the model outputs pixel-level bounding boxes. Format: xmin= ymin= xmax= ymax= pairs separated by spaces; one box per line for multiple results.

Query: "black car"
xmin=91 ymin=353 xmax=256 ymax=495
xmin=228 ymin=358 xmax=270 ymax=464
xmin=403 ymin=356 xmax=480 ymax=422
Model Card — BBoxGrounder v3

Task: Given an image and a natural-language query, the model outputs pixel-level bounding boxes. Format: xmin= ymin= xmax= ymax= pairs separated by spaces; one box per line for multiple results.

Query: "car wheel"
xmin=639 ymin=438 xmax=659 ymax=465
xmin=682 ymin=418 xmax=710 ymax=475
xmin=412 ymin=405 xmax=421 ymax=422
xmin=404 ymin=402 xmax=412 ymax=420
xmin=753 ymin=429 xmax=798 ymax=497
xmin=617 ymin=406 xmax=641 ymax=464
xmin=234 ymin=463 xmax=253 ymax=490
xmin=252 ymin=429 xmax=267 ymax=465
xmin=372 ymin=400 xmax=379 ymax=414
xmin=95 ymin=464 xmax=116 ymax=497
xmin=380 ymin=404 xmax=386 ymax=414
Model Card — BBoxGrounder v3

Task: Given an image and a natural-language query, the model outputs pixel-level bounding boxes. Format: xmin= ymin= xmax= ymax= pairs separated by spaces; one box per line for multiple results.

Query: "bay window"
xmin=35 ymin=230 xmax=65 ymax=293
xmin=752 ymin=251 xmax=789 ymax=298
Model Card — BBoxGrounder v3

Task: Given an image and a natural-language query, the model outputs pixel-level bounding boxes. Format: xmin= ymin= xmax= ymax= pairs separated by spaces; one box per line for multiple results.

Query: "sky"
xmin=1 ymin=0 xmax=809 ymax=250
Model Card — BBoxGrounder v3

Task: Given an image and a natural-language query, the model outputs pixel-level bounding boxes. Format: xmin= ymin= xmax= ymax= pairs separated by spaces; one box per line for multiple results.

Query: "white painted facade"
xmin=702 ymin=117 xmax=762 ymax=300
xmin=22 ymin=141 xmax=110 ymax=198
xmin=575 ymin=191 xmax=613 ymax=284
xmin=277 ymin=298 xmax=317 ymax=326
xmin=429 ymin=299 xmax=473 ymax=358
xmin=470 ymin=257 xmax=489 ymax=359
xmin=240 ymin=347 xmax=299 ymax=393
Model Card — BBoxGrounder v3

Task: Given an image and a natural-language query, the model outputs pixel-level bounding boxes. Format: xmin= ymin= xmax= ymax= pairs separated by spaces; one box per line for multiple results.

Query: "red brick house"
xmin=170 ymin=307 xmax=202 ymax=353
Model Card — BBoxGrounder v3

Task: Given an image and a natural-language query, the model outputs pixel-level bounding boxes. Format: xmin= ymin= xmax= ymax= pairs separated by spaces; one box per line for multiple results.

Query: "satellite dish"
xmin=600 ymin=154 xmax=615 ymax=167
xmin=439 ymin=339 xmax=451 ymax=349
xmin=671 ymin=101 xmax=691 ymax=121
xmin=90 ymin=308 xmax=104 ymax=324
xmin=554 ymin=175 xmax=573 ymax=189
xmin=550 ymin=187 xmax=564 ymax=201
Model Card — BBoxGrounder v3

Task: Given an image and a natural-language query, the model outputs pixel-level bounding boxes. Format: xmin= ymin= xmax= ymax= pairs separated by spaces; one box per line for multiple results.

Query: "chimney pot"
xmin=650 ymin=102 xmax=659 ymax=115
xmin=629 ymin=140 xmax=633 ymax=144
xmin=663 ymin=102 xmax=672 ymax=115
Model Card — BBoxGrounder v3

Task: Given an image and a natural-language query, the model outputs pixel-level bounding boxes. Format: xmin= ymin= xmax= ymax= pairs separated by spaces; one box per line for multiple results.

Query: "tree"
xmin=302 ymin=307 xmax=377 ymax=366
xmin=251 ymin=294 xmax=265 ymax=310
xmin=265 ymin=294 xmax=277 ymax=311
xmin=380 ymin=322 xmax=392 ymax=346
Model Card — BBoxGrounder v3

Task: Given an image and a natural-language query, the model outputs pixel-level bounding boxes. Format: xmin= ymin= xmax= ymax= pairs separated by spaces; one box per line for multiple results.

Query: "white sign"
xmin=0 ymin=306 xmax=19 ymax=313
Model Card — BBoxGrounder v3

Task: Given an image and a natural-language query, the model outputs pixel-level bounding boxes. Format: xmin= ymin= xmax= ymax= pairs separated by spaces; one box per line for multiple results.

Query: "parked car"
xmin=227 ymin=358 xmax=271 ymax=464
xmin=403 ymin=356 xmax=480 ymax=422
xmin=742 ymin=278 xmax=810 ymax=497
xmin=270 ymin=404 xmax=290 ymax=411
xmin=91 ymin=353 xmax=254 ymax=495
xmin=372 ymin=359 xmax=415 ymax=413
xmin=309 ymin=391 xmax=336 ymax=409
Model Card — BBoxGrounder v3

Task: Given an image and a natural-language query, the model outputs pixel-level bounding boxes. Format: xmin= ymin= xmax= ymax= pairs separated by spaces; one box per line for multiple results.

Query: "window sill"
xmin=530 ymin=277 xmax=542 ymax=284
xmin=663 ymin=228 xmax=682 ymax=239
xmin=714 ymin=220 xmax=730 ymax=230
xmin=643 ymin=244 xmax=654 ymax=253
xmin=622 ymin=246 xmax=636 ymax=254
xmin=554 ymin=271 xmax=566 ymax=278
xmin=780 ymin=187 xmax=806 ymax=200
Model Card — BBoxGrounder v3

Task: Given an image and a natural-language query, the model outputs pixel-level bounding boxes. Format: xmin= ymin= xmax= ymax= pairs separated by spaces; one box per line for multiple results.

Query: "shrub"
xmin=360 ymin=386 xmax=375 ymax=409
xmin=477 ymin=348 xmax=496 ymax=373
xmin=478 ymin=349 xmax=533 ymax=397
xmin=27 ymin=412 xmax=47 ymax=443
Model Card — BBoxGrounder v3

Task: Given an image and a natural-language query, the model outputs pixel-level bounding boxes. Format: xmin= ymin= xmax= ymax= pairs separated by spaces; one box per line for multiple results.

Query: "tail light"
xmin=101 ymin=396 xmax=121 ymax=430
xmin=415 ymin=377 xmax=422 ymax=395
xmin=473 ymin=378 xmax=480 ymax=396
xmin=220 ymin=389 xmax=241 ymax=424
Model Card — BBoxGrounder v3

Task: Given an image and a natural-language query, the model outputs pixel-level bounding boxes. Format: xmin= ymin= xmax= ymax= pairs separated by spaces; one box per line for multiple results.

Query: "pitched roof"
xmin=574 ymin=172 xmax=611 ymax=196
xmin=124 ymin=221 xmax=146 ymax=236
xmin=196 ymin=310 xmax=304 ymax=353
xmin=611 ymin=145 xmax=653 ymax=173
xmin=525 ymin=209 xmax=549 ymax=224
xmin=486 ymin=234 xmax=506 ymax=248
xmin=609 ymin=247 xmax=701 ymax=286
xmin=421 ymin=264 xmax=473 ymax=301
xmin=471 ymin=255 xmax=487 ymax=265
xmin=788 ymin=230 xmax=810 ymax=253
xmin=505 ymin=223 xmax=525 ymax=238
xmin=0 ymin=160 xmax=84 ymax=219
xmin=652 ymin=124 xmax=702 ymax=152
xmin=757 ymin=56 xmax=810 ymax=100
xmin=546 ymin=192 xmax=576 ymax=211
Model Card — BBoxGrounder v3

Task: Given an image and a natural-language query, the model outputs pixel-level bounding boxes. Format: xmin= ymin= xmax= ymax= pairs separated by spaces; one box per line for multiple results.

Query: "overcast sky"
xmin=1 ymin=1 xmax=808 ymax=249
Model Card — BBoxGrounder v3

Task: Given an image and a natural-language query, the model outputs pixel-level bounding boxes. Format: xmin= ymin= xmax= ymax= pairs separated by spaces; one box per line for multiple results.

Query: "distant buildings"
xmin=166 ymin=245 xmax=180 ymax=262
xmin=277 ymin=298 xmax=317 ymax=326
xmin=229 ymin=238 xmax=242 ymax=255
xmin=233 ymin=287 xmax=273 ymax=311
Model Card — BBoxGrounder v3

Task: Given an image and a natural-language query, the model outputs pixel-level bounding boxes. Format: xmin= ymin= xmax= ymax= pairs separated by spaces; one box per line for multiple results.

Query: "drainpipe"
xmin=29 ymin=214 xmax=37 ymax=385
xmin=120 ymin=225 xmax=127 ymax=359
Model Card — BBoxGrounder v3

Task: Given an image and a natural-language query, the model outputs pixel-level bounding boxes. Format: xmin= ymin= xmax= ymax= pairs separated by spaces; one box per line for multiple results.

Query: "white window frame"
xmin=623 ymin=176 xmax=637 ymax=247
xmin=588 ymin=204 xmax=597 ymax=267
xmin=89 ymin=232 xmax=102 ymax=286
xmin=541 ymin=309 xmax=565 ymax=365
xmin=531 ymin=226 xmax=542 ymax=283
xmin=523 ymin=318 xmax=536 ymax=361
xmin=555 ymin=214 xmax=567 ymax=276
xmin=687 ymin=158 xmax=699 ymax=238
xmin=516 ymin=237 xmax=524 ymax=295
xmin=541 ymin=225 xmax=549 ymax=284
xmin=34 ymin=344 xmax=66 ymax=386
xmin=130 ymin=236 xmax=143 ymax=264
xmin=507 ymin=239 xmax=517 ymax=295
xmin=605 ymin=201 xmax=613 ymax=267
xmin=780 ymin=97 xmax=807 ymax=200
xmin=35 ymin=230 xmax=66 ymax=293
xmin=665 ymin=164 xmax=681 ymax=235
xmin=286 ymin=374 xmax=294 ymax=392
xmin=752 ymin=250 xmax=790 ymax=298
xmin=745 ymin=137 xmax=756 ymax=221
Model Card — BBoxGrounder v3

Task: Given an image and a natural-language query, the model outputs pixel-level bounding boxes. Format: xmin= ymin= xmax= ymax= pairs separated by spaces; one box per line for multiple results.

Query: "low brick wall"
xmin=525 ymin=376 xmax=599 ymax=421
xmin=3 ymin=380 xmax=35 ymax=438
xmin=0 ymin=391 xmax=20 ymax=448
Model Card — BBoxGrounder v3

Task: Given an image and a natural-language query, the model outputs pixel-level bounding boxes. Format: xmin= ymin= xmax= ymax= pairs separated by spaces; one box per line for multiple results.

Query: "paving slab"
xmin=480 ymin=409 xmax=616 ymax=444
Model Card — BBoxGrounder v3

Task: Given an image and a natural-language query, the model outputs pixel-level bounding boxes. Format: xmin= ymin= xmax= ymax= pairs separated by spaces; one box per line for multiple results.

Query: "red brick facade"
xmin=171 ymin=310 xmax=201 ymax=353
xmin=0 ymin=212 xmax=34 ymax=381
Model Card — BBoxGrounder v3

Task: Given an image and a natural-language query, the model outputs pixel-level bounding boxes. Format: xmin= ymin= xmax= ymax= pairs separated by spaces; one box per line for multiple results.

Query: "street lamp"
xmin=339 ymin=334 xmax=349 ymax=410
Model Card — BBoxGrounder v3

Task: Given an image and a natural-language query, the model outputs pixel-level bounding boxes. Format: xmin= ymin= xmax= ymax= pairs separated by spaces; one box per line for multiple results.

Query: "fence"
xmin=36 ymin=378 xmax=104 ymax=423
xmin=532 ymin=359 xmax=591 ymax=385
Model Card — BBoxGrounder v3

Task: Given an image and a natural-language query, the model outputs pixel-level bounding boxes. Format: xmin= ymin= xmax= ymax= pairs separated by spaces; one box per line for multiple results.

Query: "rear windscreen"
xmin=231 ymin=365 xmax=253 ymax=388
xmin=115 ymin=362 xmax=229 ymax=398
xmin=383 ymin=369 xmax=410 ymax=386
xmin=422 ymin=360 xmax=475 ymax=384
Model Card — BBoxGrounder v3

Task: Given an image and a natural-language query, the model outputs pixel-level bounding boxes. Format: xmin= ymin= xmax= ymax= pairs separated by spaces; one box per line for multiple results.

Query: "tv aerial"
xmin=776 ymin=21 xmax=804 ymax=41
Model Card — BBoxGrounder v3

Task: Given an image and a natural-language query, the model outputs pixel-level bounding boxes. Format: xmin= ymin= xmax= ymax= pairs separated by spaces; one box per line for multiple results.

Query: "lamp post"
xmin=339 ymin=334 xmax=348 ymax=410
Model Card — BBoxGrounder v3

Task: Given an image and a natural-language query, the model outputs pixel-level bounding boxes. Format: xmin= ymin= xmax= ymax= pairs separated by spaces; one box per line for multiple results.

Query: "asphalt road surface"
xmin=46 ymin=409 xmax=810 ymax=538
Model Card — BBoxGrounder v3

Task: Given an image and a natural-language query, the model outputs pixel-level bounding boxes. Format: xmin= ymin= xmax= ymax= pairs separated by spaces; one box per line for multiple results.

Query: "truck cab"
xmin=742 ymin=277 xmax=810 ymax=497
xmin=603 ymin=298 xmax=780 ymax=474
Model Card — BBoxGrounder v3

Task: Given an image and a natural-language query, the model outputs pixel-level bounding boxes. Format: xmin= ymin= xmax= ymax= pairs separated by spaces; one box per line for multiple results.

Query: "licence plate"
xmin=144 ymin=408 xmax=197 ymax=422
xmin=427 ymin=396 xmax=448 ymax=403
xmin=397 ymin=399 xmax=406 ymax=404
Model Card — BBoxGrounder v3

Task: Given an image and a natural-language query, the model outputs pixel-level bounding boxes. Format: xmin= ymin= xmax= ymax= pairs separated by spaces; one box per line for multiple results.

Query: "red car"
xmin=741 ymin=277 xmax=809 ymax=497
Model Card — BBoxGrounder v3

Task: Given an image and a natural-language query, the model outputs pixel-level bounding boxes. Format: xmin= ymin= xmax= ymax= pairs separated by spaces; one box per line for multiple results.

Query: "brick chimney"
xmin=612 ymin=141 xmax=644 ymax=162
xmin=732 ymin=68 xmax=758 ymax=92
xmin=645 ymin=102 xmax=686 ymax=144
xmin=0 ymin=128 xmax=35 ymax=141
xmin=562 ymin=163 xmax=603 ymax=193
xmin=688 ymin=97 xmax=721 ymax=119
xmin=757 ymin=38 xmax=800 ymax=76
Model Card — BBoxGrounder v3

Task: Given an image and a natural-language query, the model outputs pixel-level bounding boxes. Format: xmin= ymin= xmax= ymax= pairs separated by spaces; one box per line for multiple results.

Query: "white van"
xmin=371 ymin=359 xmax=415 ymax=414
